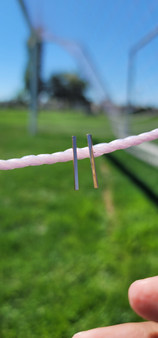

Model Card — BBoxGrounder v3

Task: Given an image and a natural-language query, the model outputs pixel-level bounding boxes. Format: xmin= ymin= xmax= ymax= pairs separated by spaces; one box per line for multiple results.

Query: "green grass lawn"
xmin=0 ymin=109 xmax=157 ymax=338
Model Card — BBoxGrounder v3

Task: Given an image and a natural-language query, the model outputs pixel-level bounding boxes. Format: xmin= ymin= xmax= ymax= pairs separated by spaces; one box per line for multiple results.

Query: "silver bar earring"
xmin=72 ymin=136 xmax=79 ymax=190
xmin=87 ymin=134 xmax=98 ymax=189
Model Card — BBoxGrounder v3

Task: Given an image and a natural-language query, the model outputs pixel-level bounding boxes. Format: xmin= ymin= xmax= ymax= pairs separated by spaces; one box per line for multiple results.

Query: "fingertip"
xmin=128 ymin=277 xmax=158 ymax=322
xmin=128 ymin=278 xmax=152 ymax=313
xmin=128 ymin=279 xmax=144 ymax=305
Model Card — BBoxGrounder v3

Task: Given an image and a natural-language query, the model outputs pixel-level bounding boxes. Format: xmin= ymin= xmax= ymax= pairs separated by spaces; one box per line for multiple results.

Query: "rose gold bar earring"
xmin=72 ymin=136 xmax=79 ymax=190
xmin=87 ymin=134 xmax=98 ymax=189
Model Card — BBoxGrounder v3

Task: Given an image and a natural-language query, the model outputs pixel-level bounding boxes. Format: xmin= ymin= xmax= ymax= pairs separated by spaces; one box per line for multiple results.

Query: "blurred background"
xmin=0 ymin=1 xmax=158 ymax=337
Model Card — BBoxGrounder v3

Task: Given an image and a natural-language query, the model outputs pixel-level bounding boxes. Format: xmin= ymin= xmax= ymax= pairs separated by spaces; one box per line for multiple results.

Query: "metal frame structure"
xmin=126 ymin=26 xmax=158 ymax=167
xmin=18 ymin=0 xmax=39 ymax=134
xmin=41 ymin=31 xmax=109 ymax=102
xmin=18 ymin=0 xmax=110 ymax=135
xmin=127 ymin=25 xmax=158 ymax=117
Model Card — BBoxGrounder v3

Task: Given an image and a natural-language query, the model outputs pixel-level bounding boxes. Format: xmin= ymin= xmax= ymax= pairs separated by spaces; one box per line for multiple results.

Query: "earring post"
xmin=72 ymin=136 xmax=79 ymax=190
xmin=87 ymin=134 xmax=98 ymax=189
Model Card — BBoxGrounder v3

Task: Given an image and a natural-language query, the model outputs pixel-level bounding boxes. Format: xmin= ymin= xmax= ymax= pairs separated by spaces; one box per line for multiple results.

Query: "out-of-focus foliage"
xmin=48 ymin=72 xmax=90 ymax=107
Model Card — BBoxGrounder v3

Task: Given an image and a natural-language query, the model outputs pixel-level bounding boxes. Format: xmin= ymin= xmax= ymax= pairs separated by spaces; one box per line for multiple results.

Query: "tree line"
xmin=23 ymin=40 xmax=90 ymax=110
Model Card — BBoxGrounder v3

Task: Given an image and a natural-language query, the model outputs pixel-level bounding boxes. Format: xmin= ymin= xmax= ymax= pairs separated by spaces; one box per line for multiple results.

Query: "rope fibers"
xmin=0 ymin=128 xmax=158 ymax=170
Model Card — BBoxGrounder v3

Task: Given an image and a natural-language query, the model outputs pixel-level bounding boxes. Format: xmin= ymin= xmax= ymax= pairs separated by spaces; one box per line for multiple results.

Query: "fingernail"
xmin=133 ymin=278 xmax=148 ymax=285
xmin=128 ymin=278 xmax=151 ymax=302
xmin=72 ymin=332 xmax=85 ymax=337
xmin=130 ymin=278 xmax=151 ymax=292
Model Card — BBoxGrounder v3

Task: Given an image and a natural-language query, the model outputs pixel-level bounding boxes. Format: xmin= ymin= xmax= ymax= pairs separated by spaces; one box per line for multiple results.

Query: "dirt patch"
xmin=103 ymin=188 xmax=115 ymax=216
xmin=100 ymin=163 xmax=115 ymax=218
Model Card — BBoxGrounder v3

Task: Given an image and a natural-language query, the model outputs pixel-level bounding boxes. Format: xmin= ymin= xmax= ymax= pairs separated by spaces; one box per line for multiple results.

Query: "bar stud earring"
xmin=87 ymin=134 xmax=98 ymax=189
xmin=72 ymin=136 xmax=79 ymax=190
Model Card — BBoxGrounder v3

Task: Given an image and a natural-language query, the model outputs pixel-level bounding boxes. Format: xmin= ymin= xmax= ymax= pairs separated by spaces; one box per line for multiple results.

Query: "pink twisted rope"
xmin=0 ymin=128 xmax=158 ymax=170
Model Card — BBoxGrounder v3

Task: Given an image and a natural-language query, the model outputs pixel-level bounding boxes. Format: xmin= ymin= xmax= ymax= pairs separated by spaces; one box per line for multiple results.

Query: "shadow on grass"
xmin=105 ymin=153 xmax=158 ymax=208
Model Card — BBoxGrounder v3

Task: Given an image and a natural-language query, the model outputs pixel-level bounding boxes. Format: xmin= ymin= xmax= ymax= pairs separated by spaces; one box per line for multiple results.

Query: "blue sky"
xmin=1 ymin=0 xmax=158 ymax=105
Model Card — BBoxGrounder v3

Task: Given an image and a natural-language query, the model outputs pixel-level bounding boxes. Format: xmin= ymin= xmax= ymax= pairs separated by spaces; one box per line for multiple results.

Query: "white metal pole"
xmin=17 ymin=0 xmax=38 ymax=134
